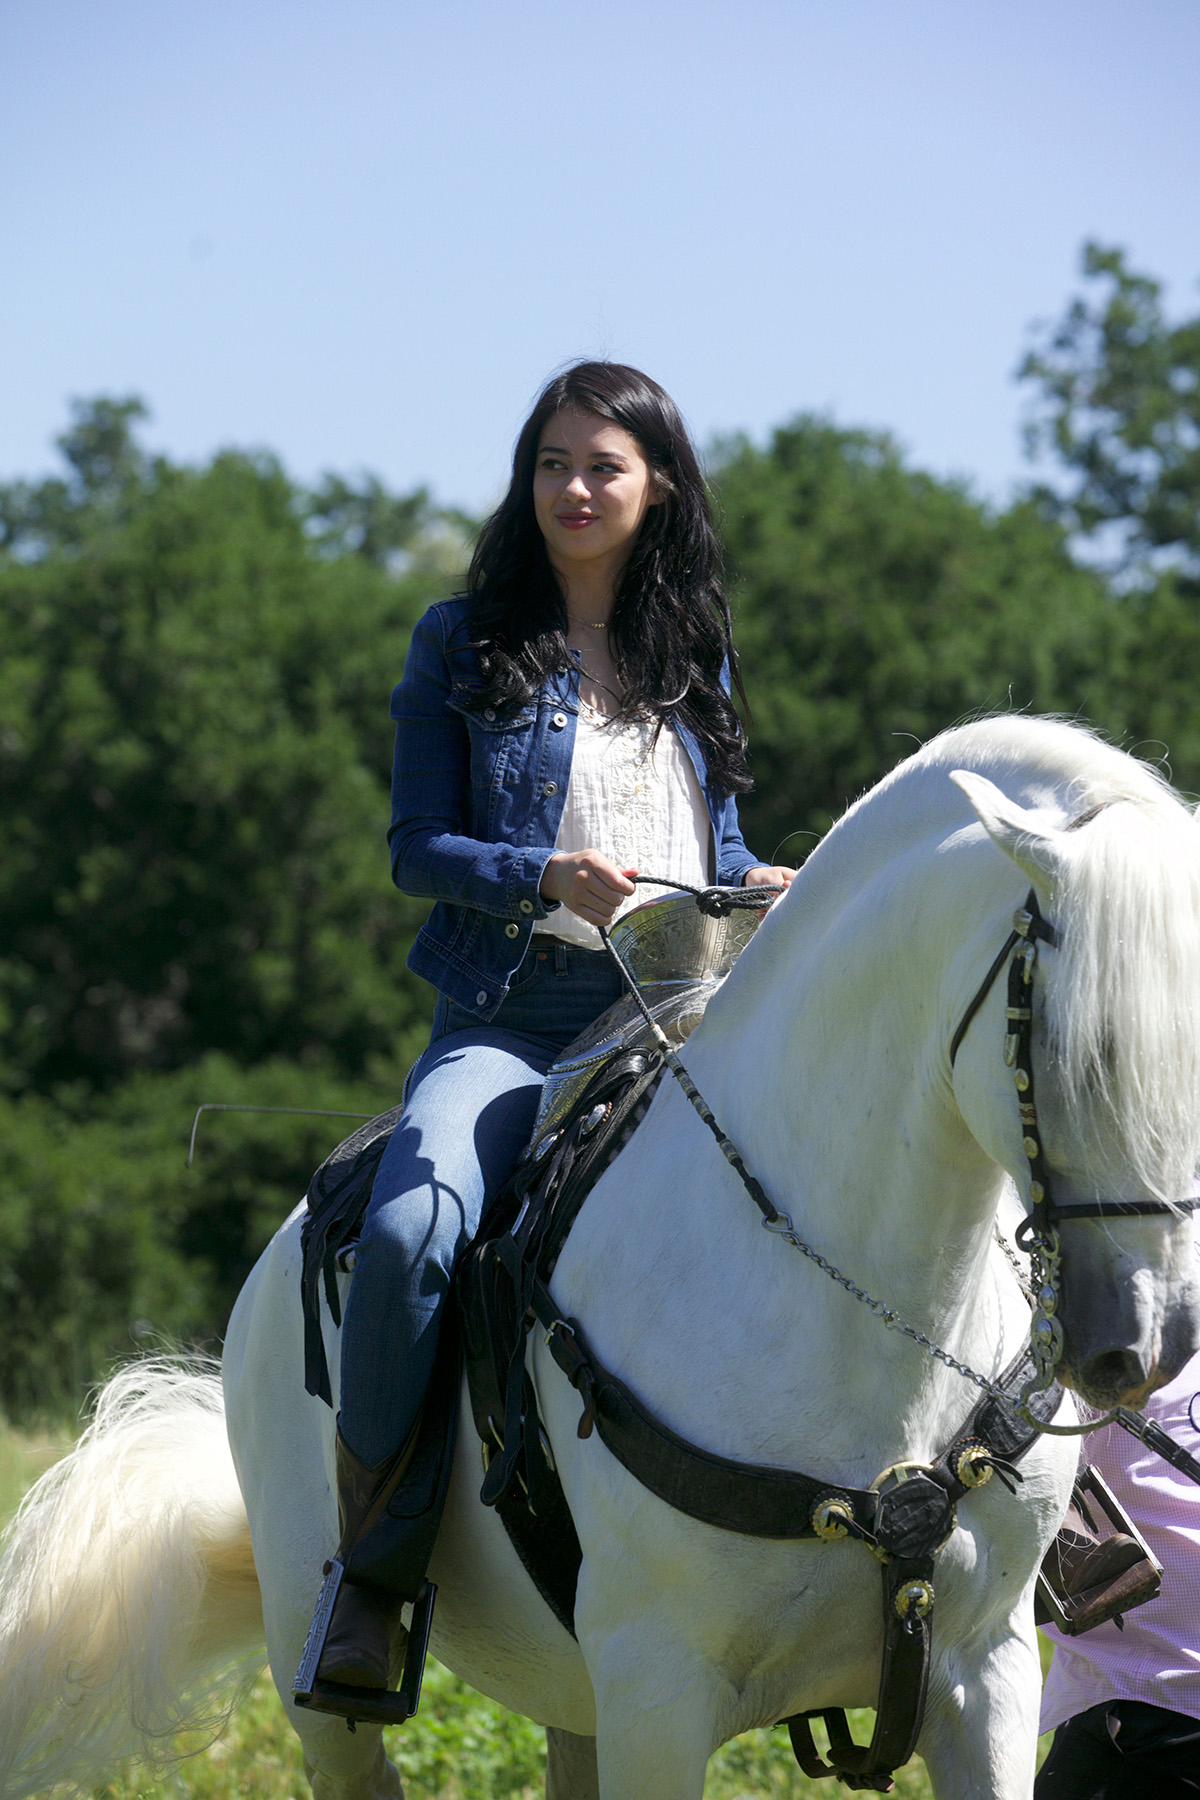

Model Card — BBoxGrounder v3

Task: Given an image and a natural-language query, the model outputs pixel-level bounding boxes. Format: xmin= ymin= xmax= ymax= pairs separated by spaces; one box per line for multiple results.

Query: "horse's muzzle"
xmin=1073 ymin=1347 xmax=1163 ymax=1410
xmin=1065 ymin=1293 xmax=1200 ymax=1409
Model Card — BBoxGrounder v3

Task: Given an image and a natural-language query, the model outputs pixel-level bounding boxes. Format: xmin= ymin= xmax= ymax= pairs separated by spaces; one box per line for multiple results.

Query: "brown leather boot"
xmin=316 ymin=1582 xmax=397 ymax=1690
xmin=313 ymin=1425 xmax=418 ymax=1691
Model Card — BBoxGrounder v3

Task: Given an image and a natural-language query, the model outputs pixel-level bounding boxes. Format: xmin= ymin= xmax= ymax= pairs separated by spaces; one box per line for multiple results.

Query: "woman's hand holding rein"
xmin=540 ymin=850 xmax=638 ymax=927
xmin=539 ymin=854 xmax=796 ymax=928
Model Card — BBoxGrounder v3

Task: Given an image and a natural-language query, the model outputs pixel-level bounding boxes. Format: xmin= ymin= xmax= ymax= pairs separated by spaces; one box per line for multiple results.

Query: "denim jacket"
xmin=389 ymin=596 xmax=761 ymax=1019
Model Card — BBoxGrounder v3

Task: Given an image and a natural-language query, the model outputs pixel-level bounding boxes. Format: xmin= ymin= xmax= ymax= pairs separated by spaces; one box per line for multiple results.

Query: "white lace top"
xmin=534 ymin=703 xmax=712 ymax=949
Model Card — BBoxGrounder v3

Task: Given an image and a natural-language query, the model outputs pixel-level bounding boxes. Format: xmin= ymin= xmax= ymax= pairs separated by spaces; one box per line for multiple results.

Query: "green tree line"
xmin=1 ymin=245 xmax=1196 ymax=1418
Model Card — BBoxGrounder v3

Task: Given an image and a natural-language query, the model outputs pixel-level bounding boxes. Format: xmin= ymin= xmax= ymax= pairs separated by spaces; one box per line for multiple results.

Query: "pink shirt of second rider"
xmin=1040 ymin=1290 xmax=1200 ymax=1734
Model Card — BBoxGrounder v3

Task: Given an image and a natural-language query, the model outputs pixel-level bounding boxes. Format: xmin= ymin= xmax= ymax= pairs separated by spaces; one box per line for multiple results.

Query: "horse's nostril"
xmin=1080 ymin=1348 xmax=1147 ymax=1403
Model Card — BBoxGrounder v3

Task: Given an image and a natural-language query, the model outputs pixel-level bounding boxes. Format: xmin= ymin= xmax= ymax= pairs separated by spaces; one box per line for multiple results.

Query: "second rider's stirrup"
xmin=293 ymin=1423 xmax=438 ymax=1728
xmin=1034 ymin=1466 xmax=1162 ymax=1636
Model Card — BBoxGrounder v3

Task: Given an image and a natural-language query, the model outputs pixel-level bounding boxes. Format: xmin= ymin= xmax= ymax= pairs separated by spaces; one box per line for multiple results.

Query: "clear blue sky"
xmin=3 ymin=0 xmax=1198 ymax=512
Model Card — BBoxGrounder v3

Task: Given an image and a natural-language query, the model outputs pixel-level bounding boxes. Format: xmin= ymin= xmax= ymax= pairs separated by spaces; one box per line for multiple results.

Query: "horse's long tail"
xmin=0 ymin=1356 xmax=265 ymax=1798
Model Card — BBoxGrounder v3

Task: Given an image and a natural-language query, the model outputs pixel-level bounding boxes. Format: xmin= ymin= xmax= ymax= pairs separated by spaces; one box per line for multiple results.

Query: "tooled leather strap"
xmin=532 ymin=1297 xmax=1056 ymax=1790
xmin=786 ymin=1554 xmax=933 ymax=1792
xmin=533 ymin=1295 xmax=1059 ymax=1541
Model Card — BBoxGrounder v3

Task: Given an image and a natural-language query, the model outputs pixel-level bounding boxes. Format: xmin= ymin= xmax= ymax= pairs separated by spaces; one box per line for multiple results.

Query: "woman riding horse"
xmin=309 ymin=361 xmax=794 ymax=1707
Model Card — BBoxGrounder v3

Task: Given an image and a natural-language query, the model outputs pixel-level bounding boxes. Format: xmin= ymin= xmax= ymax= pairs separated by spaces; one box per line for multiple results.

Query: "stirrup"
xmin=294 ymin=1565 xmax=437 ymax=1726
xmin=1035 ymin=1466 xmax=1161 ymax=1635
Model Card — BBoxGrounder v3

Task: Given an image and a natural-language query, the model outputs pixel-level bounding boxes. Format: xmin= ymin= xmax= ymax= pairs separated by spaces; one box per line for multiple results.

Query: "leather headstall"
xmin=949 ymin=887 xmax=1199 ymax=1240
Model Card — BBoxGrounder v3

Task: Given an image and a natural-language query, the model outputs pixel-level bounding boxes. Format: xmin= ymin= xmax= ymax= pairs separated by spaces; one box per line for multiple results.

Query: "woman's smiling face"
xmin=532 ymin=408 xmax=659 ymax=582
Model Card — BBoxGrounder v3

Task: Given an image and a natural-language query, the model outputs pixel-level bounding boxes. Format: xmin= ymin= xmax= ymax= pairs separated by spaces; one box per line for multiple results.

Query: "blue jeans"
xmin=338 ymin=939 xmax=625 ymax=1468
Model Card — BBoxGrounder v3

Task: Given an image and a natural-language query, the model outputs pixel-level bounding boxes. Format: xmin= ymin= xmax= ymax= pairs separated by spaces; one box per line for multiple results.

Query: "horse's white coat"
xmin=0 ymin=718 xmax=1197 ymax=1800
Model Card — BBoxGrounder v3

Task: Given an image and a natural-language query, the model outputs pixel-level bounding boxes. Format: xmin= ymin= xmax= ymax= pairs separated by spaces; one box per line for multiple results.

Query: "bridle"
xmin=580 ymin=868 xmax=1200 ymax=1784
xmin=949 ymin=886 xmax=1200 ymax=1422
xmin=600 ymin=874 xmax=1199 ymax=1439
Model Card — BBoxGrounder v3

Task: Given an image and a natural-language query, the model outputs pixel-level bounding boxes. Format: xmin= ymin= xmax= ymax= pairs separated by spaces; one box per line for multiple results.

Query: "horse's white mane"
xmin=876 ymin=717 xmax=1200 ymax=1201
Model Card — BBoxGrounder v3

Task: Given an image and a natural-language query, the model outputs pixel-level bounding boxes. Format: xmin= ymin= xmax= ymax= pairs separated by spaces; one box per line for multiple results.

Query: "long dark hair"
xmin=463 ymin=361 xmax=752 ymax=796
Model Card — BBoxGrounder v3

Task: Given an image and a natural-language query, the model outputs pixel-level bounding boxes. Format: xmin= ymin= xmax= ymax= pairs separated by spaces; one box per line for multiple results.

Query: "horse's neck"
xmin=693 ymin=828 xmax=1003 ymax=1254
xmin=647 ymin=830 xmax=1019 ymax=1459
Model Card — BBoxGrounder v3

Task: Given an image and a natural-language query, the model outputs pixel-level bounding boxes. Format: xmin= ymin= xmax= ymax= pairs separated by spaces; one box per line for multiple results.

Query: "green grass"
xmin=82 ymin=1662 xmax=939 ymax=1800
xmin=0 ymin=1417 xmax=1056 ymax=1798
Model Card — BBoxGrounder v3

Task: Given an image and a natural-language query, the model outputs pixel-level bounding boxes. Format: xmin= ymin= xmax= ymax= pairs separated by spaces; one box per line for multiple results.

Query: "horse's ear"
xmin=950 ymin=769 xmax=1060 ymax=884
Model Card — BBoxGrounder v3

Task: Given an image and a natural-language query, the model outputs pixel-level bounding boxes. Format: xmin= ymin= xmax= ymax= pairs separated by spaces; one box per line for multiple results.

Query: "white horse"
xmin=1 ymin=716 xmax=1198 ymax=1800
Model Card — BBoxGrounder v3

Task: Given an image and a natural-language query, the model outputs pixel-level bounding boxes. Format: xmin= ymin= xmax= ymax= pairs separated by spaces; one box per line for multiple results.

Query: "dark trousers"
xmin=1036 ymin=1700 xmax=1200 ymax=1799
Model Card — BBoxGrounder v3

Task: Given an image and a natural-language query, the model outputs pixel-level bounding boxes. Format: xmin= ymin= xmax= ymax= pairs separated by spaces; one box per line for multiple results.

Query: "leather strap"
xmin=949 ymin=889 xmax=1059 ymax=1069
xmin=300 ymin=1102 xmax=405 ymax=1404
xmin=536 ymin=1294 xmax=1058 ymax=1543
xmin=785 ymin=1556 xmax=934 ymax=1791
xmin=531 ymin=1299 xmax=1058 ymax=1792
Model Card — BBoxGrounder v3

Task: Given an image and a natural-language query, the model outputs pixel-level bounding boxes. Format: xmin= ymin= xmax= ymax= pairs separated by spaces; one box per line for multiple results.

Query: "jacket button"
xmin=475 ymin=990 xmax=488 ymax=1006
xmin=484 ymin=708 xmax=496 ymax=721
xmin=543 ymin=780 xmax=557 ymax=796
xmin=505 ymin=923 xmax=519 ymax=938
xmin=551 ymin=711 xmax=567 ymax=729
xmin=519 ymin=899 xmax=534 ymax=914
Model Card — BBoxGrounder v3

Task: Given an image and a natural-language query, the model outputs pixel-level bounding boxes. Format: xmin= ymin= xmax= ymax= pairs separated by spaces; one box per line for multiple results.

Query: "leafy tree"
xmin=1020 ymin=242 xmax=1200 ymax=581
xmin=0 ymin=402 xmax=453 ymax=1097
xmin=0 ymin=401 xmax=464 ymax=1415
xmin=0 ymin=396 xmax=151 ymax=557
xmin=713 ymin=418 xmax=1121 ymax=859
xmin=306 ymin=472 xmax=434 ymax=567
xmin=1020 ymin=244 xmax=1200 ymax=796
xmin=0 ymin=1055 xmax=401 ymax=1419
xmin=5 ymin=327 xmax=1195 ymax=1417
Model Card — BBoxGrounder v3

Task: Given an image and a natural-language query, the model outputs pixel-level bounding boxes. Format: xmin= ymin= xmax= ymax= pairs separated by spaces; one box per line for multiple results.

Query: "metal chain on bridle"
xmin=599 ymin=879 xmax=1200 ymax=1470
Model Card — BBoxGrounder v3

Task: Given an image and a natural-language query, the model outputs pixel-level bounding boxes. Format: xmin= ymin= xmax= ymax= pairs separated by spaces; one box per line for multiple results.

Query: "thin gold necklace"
xmin=568 ymin=615 xmax=609 ymax=631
